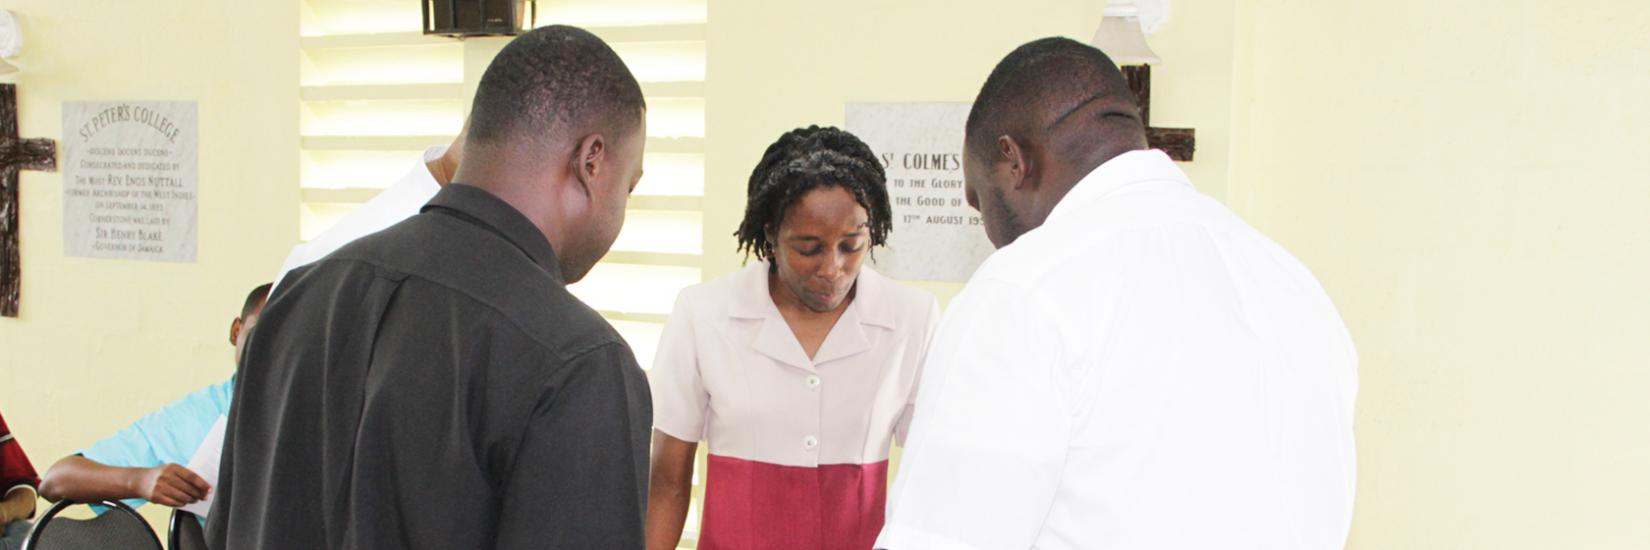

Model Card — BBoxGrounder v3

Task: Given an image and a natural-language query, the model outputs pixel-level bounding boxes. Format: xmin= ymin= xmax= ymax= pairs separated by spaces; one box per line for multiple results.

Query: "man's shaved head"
xmin=962 ymin=37 xmax=1149 ymax=248
xmin=467 ymin=25 xmax=646 ymax=154
xmin=232 ymin=282 xmax=272 ymax=365
xmin=241 ymin=283 xmax=272 ymax=319
xmin=966 ymin=36 xmax=1144 ymax=161
xmin=454 ymin=24 xmax=649 ymax=284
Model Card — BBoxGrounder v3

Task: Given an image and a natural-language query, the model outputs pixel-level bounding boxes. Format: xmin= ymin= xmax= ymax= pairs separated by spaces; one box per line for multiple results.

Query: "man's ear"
xmin=997 ymin=135 xmax=1032 ymax=190
xmin=569 ymin=133 xmax=609 ymax=199
xmin=229 ymin=317 xmax=244 ymax=346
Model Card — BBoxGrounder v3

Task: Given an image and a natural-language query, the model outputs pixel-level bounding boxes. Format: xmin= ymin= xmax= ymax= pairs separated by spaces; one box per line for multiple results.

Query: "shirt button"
xmin=805 ymin=375 xmax=821 ymax=390
xmin=803 ymin=436 xmax=818 ymax=450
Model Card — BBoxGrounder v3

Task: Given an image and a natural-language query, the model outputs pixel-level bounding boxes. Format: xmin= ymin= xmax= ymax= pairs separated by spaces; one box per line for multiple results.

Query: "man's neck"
xmin=1037 ymin=142 xmax=1146 ymax=216
xmin=457 ymin=165 xmax=569 ymax=264
xmin=427 ymin=155 xmax=457 ymax=187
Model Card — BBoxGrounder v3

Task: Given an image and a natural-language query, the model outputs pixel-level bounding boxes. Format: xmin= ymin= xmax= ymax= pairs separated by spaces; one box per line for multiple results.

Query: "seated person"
xmin=38 ymin=283 xmax=270 ymax=513
xmin=1 ymin=410 xmax=41 ymax=550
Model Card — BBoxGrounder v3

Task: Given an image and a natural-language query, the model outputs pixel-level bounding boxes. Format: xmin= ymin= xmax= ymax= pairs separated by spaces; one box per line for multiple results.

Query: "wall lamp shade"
xmin=0 ymin=10 xmax=21 ymax=75
xmin=1091 ymin=0 xmax=1167 ymax=65
xmin=1091 ymin=15 xmax=1161 ymax=65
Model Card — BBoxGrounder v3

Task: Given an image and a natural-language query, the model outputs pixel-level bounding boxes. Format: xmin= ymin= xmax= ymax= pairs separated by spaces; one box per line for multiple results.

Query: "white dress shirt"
xmin=877 ymin=150 xmax=1358 ymax=550
xmin=271 ymin=146 xmax=446 ymax=291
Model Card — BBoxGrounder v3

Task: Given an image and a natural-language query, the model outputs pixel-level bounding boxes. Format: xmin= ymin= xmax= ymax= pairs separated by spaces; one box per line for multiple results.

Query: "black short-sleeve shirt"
xmin=207 ymin=184 xmax=652 ymax=550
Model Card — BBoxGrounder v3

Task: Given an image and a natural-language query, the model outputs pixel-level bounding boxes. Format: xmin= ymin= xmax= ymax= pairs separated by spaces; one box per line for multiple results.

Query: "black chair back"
xmin=167 ymin=509 xmax=207 ymax=550
xmin=20 ymin=500 xmax=162 ymax=550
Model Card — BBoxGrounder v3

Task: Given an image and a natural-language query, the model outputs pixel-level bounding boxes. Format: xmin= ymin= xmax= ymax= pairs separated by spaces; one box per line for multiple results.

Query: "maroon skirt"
xmin=697 ymin=454 xmax=890 ymax=550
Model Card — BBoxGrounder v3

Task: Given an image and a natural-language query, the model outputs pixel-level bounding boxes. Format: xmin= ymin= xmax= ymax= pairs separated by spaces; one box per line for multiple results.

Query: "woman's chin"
xmin=803 ymin=294 xmax=844 ymax=313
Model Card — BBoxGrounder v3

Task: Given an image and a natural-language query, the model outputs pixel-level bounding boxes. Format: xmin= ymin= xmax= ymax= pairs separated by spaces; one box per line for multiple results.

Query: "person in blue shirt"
xmin=38 ymin=283 xmax=270 ymax=513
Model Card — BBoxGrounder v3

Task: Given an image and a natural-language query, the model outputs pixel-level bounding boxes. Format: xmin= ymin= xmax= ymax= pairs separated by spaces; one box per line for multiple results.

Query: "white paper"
xmin=845 ymin=102 xmax=996 ymax=282
xmin=178 ymin=415 xmax=227 ymax=517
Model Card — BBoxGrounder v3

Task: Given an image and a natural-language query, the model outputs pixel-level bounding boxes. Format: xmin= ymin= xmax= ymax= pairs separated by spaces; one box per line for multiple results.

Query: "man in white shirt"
xmin=272 ymin=131 xmax=464 ymax=290
xmin=876 ymin=37 xmax=1358 ymax=550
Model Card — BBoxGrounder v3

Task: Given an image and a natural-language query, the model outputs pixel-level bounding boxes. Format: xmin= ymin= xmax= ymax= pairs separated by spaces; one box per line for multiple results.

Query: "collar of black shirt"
xmin=422 ymin=183 xmax=565 ymax=284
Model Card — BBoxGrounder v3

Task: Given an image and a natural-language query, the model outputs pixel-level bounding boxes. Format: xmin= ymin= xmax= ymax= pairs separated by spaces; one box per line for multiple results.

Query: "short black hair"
xmin=242 ymin=283 xmax=272 ymax=319
xmin=735 ymin=126 xmax=892 ymax=262
xmin=467 ymin=25 xmax=646 ymax=150
xmin=965 ymin=37 xmax=1136 ymax=159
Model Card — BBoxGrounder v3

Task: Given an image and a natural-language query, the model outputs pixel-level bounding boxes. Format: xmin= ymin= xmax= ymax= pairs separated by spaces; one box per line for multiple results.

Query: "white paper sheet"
xmin=178 ymin=415 xmax=226 ymax=517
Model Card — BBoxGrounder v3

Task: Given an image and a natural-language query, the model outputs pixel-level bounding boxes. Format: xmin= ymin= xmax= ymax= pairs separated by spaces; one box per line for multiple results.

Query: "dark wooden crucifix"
xmin=1120 ymin=65 xmax=1195 ymax=162
xmin=1 ymin=83 xmax=58 ymax=318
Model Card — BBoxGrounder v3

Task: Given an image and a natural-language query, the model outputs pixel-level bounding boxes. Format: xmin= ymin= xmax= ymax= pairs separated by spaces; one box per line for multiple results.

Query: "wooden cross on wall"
xmin=1 ymin=83 xmax=58 ymax=318
xmin=1120 ymin=65 xmax=1195 ymax=161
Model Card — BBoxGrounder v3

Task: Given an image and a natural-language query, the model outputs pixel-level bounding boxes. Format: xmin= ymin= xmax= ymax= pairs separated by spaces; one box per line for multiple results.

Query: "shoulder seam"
xmin=304 ymin=257 xmax=621 ymax=360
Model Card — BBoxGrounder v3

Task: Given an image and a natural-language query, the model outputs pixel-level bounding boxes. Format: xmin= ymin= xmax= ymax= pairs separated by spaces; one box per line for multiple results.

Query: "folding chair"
xmin=167 ymin=509 xmax=207 ymax=550
xmin=20 ymin=500 xmax=161 ymax=550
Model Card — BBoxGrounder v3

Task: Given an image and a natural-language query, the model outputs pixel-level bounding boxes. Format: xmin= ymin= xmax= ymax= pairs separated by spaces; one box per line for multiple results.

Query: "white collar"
xmin=1044 ymin=149 xmax=1191 ymax=225
xmin=727 ymin=261 xmax=895 ymax=370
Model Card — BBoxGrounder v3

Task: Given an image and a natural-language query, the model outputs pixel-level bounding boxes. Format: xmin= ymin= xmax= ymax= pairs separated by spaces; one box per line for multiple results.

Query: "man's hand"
xmin=132 ymin=464 xmax=210 ymax=507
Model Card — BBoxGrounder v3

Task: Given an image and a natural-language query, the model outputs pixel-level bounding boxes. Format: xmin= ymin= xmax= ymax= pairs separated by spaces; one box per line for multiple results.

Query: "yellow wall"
xmin=0 ymin=0 xmax=297 ymax=531
xmin=1229 ymin=1 xmax=1650 ymax=547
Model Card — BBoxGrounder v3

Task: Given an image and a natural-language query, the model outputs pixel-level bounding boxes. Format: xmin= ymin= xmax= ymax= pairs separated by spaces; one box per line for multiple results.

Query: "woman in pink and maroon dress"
xmin=646 ymin=126 xmax=940 ymax=550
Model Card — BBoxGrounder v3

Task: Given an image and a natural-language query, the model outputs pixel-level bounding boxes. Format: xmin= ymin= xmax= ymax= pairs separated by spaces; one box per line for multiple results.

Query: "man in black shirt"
xmin=208 ymin=25 xmax=651 ymax=549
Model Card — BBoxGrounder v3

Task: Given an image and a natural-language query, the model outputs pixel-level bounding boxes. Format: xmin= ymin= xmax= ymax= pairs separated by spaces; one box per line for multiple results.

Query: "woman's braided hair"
xmin=734 ymin=126 xmax=893 ymax=263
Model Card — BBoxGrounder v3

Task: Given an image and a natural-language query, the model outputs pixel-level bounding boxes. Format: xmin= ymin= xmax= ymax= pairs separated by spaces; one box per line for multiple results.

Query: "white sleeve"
xmin=877 ymin=279 xmax=1068 ymax=550
xmin=894 ymin=295 xmax=943 ymax=447
xmin=646 ymin=292 xmax=709 ymax=442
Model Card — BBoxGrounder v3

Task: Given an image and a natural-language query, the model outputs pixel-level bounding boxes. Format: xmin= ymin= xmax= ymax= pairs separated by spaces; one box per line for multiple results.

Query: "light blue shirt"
xmin=80 ymin=376 xmax=234 ymax=510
